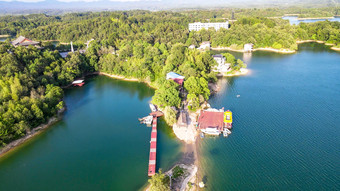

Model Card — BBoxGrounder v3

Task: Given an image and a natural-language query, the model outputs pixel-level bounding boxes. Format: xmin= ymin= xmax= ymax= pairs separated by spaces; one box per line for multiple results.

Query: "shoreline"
xmin=297 ymin=40 xmax=340 ymax=52
xmin=223 ymin=68 xmax=249 ymax=77
xmin=0 ymin=34 xmax=10 ymax=38
xmin=0 ymin=108 xmax=66 ymax=158
xmin=97 ymin=72 xmax=158 ymax=89
xmin=296 ymin=17 xmax=334 ymax=20
xmin=211 ymin=46 xmax=296 ymax=54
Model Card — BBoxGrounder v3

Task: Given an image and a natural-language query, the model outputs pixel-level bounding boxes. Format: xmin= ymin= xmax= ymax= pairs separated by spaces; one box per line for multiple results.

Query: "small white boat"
xmin=223 ymin=128 xmax=232 ymax=137
xmin=149 ymin=103 xmax=157 ymax=112
xmin=139 ymin=116 xmax=153 ymax=125
xmin=237 ymin=95 xmax=240 ymax=98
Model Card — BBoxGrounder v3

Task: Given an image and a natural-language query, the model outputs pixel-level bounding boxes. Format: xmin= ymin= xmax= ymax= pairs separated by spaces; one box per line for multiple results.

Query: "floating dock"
xmin=148 ymin=116 xmax=158 ymax=176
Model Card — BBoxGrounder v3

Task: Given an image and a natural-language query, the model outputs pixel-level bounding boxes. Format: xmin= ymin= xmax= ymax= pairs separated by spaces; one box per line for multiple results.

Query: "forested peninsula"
xmin=0 ymin=7 xmax=340 ymax=150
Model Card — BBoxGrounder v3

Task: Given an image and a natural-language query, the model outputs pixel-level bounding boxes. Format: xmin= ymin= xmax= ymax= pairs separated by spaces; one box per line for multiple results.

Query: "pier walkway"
xmin=148 ymin=111 xmax=163 ymax=176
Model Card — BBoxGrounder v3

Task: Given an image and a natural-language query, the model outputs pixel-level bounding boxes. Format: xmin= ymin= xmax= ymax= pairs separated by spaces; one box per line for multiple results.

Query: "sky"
xmin=0 ymin=0 xmax=334 ymax=14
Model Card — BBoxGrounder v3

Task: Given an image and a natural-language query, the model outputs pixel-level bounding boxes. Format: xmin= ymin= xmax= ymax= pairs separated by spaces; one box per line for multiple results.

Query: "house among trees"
xmin=197 ymin=108 xmax=225 ymax=135
xmin=11 ymin=36 xmax=40 ymax=47
xmin=166 ymin=72 xmax=185 ymax=86
xmin=188 ymin=44 xmax=196 ymax=49
xmin=244 ymin=43 xmax=254 ymax=52
xmin=198 ymin=41 xmax=210 ymax=50
xmin=212 ymin=54 xmax=231 ymax=73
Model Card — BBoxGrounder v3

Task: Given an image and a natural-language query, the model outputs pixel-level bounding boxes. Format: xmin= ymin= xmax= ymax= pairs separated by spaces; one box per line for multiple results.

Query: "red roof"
xmin=197 ymin=110 xmax=224 ymax=131
xmin=150 ymin=111 xmax=164 ymax=117
xmin=172 ymin=78 xmax=184 ymax=86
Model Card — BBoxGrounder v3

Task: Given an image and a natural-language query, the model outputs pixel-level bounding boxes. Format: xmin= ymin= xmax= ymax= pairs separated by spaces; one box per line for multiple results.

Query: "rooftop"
xmin=11 ymin=36 xmax=39 ymax=47
xmin=197 ymin=109 xmax=224 ymax=131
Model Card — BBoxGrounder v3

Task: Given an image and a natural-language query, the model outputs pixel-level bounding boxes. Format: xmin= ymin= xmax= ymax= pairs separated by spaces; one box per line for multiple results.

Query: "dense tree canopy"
xmin=0 ymin=44 xmax=93 ymax=146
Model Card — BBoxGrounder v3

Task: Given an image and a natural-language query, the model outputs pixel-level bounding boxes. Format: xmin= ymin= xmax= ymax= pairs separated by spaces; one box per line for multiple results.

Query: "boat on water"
xmin=200 ymin=132 xmax=205 ymax=138
xmin=223 ymin=128 xmax=232 ymax=137
xmin=139 ymin=115 xmax=153 ymax=125
xmin=72 ymin=79 xmax=85 ymax=87
xmin=149 ymin=103 xmax=157 ymax=112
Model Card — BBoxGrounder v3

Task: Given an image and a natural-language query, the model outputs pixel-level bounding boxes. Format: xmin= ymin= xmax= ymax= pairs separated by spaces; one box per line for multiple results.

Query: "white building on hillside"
xmin=212 ymin=54 xmax=231 ymax=73
xmin=189 ymin=21 xmax=229 ymax=31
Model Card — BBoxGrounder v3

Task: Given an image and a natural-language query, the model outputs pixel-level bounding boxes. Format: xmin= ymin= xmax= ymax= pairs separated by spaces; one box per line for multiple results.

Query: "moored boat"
xmin=149 ymin=103 xmax=157 ymax=112
xmin=72 ymin=79 xmax=85 ymax=87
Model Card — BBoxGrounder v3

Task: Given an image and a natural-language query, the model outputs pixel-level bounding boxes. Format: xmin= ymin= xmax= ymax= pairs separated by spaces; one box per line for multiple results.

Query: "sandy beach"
xmin=211 ymin=46 xmax=296 ymax=54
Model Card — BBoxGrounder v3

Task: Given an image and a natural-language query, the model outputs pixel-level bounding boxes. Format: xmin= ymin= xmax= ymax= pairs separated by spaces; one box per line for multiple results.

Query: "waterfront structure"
xmin=72 ymin=80 xmax=85 ymax=87
xmin=188 ymin=21 xmax=229 ymax=31
xmin=166 ymin=72 xmax=185 ymax=85
xmin=189 ymin=44 xmax=195 ymax=49
xmin=244 ymin=43 xmax=254 ymax=52
xmin=197 ymin=108 xmax=233 ymax=135
xmin=212 ymin=54 xmax=231 ymax=73
xmin=11 ymin=36 xmax=39 ymax=47
xmin=148 ymin=111 xmax=163 ymax=176
xmin=198 ymin=41 xmax=211 ymax=50
xmin=197 ymin=108 xmax=225 ymax=135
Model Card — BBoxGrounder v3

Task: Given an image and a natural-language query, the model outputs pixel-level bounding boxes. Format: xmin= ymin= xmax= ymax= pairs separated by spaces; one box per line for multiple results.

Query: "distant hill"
xmin=0 ymin=0 xmax=338 ymax=15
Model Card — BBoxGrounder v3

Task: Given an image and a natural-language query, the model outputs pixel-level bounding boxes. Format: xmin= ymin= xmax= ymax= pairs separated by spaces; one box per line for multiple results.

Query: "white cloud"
xmin=56 ymin=0 xmax=100 ymax=2
xmin=0 ymin=0 xmax=45 ymax=2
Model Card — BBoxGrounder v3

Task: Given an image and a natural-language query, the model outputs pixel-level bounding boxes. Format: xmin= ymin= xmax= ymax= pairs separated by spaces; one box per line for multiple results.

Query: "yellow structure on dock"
xmin=224 ymin=110 xmax=233 ymax=129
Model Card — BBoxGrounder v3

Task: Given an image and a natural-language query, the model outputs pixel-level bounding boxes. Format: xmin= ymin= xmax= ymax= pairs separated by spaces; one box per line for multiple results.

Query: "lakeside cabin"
xmin=244 ymin=43 xmax=254 ymax=52
xmin=212 ymin=54 xmax=231 ymax=73
xmin=11 ymin=36 xmax=40 ymax=48
xmin=197 ymin=108 xmax=233 ymax=136
xmin=166 ymin=72 xmax=185 ymax=86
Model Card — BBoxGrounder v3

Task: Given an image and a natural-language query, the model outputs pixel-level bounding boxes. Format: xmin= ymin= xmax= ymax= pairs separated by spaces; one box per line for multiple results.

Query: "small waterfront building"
xmin=212 ymin=54 xmax=231 ymax=73
xmin=189 ymin=21 xmax=229 ymax=31
xmin=166 ymin=72 xmax=185 ymax=86
xmin=198 ymin=41 xmax=211 ymax=50
xmin=188 ymin=44 xmax=196 ymax=49
xmin=244 ymin=43 xmax=254 ymax=52
xmin=59 ymin=52 xmax=69 ymax=58
xmin=197 ymin=108 xmax=225 ymax=135
xmin=11 ymin=36 xmax=40 ymax=47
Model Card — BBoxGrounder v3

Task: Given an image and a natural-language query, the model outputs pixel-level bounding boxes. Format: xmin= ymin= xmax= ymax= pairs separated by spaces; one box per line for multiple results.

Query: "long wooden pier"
xmin=148 ymin=111 xmax=163 ymax=176
xmin=148 ymin=116 xmax=158 ymax=176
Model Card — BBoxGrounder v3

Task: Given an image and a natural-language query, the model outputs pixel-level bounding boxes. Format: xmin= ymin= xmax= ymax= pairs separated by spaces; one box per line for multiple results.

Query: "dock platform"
xmin=148 ymin=116 xmax=158 ymax=176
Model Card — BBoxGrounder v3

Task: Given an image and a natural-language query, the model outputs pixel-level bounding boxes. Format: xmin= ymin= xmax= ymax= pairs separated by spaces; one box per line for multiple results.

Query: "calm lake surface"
xmin=282 ymin=16 xmax=340 ymax=25
xmin=0 ymin=76 xmax=182 ymax=191
xmin=202 ymin=43 xmax=340 ymax=190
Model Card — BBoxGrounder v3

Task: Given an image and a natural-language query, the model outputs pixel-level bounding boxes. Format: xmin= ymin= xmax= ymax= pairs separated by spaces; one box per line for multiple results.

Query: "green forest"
xmin=0 ymin=8 xmax=340 ymax=147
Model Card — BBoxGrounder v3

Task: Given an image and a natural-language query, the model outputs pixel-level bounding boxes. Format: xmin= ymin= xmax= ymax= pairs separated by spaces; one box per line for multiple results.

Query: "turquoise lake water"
xmin=282 ymin=16 xmax=340 ymax=25
xmin=0 ymin=76 xmax=182 ymax=191
xmin=0 ymin=43 xmax=339 ymax=190
xmin=201 ymin=43 xmax=340 ymax=190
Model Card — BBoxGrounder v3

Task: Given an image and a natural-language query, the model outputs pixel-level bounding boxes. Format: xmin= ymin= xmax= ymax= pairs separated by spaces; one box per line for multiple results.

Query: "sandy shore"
xmin=297 ymin=17 xmax=334 ymax=20
xmin=0 ymin=108 xmax=65 ymax=158
xmin=330 ymin=47 xmax=340 ymax=51
xmin=0 ymin=35 xmax=10 ymax=38
xmin=98 ymin=72 xmax=158 ymax=89
xmin=211 ymin=46 xmax=296 ymax=54
xmin=296 ymin=40 xmax=325 ymax=44
xmin=223 ymin=68 xmax=249 ymax=77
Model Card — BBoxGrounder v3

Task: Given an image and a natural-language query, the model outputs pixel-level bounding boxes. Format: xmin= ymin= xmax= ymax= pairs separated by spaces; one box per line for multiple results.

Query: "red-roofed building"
xmin=11 ymin=36 xmax=40 ymax=47
xmin=197 ymin=108 xmax=224 ymax=135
